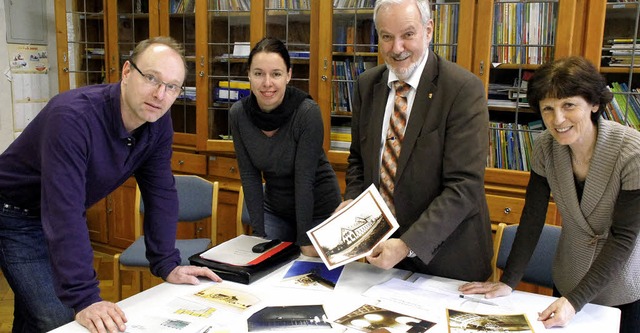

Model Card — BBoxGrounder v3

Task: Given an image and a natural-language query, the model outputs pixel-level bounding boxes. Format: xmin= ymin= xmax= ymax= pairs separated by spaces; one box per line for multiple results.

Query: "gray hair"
xmin=373 ymin=0 xmax=432 ymax=28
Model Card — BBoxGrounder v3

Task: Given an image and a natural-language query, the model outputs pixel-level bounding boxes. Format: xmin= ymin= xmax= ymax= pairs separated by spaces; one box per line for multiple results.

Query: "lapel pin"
xmin=428 ymin=93 xmax=433 ymax=99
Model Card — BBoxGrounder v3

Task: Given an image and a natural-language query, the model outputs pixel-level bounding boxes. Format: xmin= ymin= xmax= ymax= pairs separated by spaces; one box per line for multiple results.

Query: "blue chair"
xmin=491 ymin=222 xmax=561 ymax=289
xmin=113 ymin=175 xmax=219 ymax=300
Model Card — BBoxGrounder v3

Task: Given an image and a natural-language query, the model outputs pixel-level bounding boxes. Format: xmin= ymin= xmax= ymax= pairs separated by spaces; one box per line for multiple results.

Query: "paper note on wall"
xmin=7 ymin=44 xmax=50 ymax=133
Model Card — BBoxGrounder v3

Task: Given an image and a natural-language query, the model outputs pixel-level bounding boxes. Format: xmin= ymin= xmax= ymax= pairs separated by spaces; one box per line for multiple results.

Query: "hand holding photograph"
xmin=307 ymin=185 xmax=399 ymax=270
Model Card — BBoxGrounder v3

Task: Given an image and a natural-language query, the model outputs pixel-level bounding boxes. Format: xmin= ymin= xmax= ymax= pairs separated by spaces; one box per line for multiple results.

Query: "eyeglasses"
xmin=129 ymin=60 xmax=184 ymax=96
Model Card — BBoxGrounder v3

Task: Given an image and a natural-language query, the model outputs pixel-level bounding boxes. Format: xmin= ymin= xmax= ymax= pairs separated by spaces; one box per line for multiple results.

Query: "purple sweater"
xmin=0 ymin=83 xmax=180 ymax=312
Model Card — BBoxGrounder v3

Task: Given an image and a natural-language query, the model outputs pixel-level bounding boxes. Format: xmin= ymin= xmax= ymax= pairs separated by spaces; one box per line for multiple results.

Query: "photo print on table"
xmin=447 ymin=309 xmax=534 ymax=333
xmin=334 ymin=304 xmax=436 ymax=332
xmin=281 ymin=260 xmax=345 ymax=290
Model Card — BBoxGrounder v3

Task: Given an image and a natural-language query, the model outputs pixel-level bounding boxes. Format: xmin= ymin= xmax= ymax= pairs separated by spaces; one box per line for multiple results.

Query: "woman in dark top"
xmin=460 ymin=56 xmax=640 ymax=333
xmin=229 ymin=37 xmax=342 ymax=256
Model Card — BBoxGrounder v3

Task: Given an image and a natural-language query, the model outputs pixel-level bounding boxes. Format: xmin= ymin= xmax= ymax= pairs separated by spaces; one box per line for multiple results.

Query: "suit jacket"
xmin=345 ymin=52 xmax=493 ymax=282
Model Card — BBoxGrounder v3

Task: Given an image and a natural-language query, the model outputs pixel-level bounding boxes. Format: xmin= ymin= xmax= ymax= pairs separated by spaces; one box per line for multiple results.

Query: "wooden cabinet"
xmin=59 ymin=1 xmax=637 ymax=254
xmin=172 ymin=151 xmax=208 ymax=175
xmin=55 ymin=0 xmax=155 ymax=92
xmin=86 ymin=178 xmax=137 ymax=253
xmin=484 ymin=168 xmax=560 ymax=228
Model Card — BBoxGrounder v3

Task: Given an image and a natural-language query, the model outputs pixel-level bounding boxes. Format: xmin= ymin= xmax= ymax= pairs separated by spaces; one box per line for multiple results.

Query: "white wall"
xmin=0 ymin=1 xmax=13 ymax=152
xmin=0 ymin=0 xmax=58 ymax=152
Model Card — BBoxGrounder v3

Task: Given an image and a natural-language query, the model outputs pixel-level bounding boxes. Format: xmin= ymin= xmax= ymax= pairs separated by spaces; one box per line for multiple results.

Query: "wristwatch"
xmin=407 ymin=248 xmax=417 ymax=258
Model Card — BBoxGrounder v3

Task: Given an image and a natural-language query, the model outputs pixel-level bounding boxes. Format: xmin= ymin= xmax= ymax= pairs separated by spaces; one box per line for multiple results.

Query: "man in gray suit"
xmin=340 ymin=0 xmax=493 ymax=282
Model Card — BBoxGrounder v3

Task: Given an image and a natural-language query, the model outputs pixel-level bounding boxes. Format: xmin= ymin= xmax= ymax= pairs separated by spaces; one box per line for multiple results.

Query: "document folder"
xmin=189 ymin=243 xmax=300 ymax=285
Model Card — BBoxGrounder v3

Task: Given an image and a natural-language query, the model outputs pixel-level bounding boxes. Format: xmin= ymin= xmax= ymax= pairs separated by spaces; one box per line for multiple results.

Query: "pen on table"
xmin=459 ymin=294 xmax=499 ymax=306
xmin=201 ymin=326 xmax=212 ymax=333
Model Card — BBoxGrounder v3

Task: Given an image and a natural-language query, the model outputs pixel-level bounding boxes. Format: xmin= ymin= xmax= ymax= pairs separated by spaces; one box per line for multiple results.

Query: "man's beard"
xmin=386 ymin=36 xmax=428 ymax=81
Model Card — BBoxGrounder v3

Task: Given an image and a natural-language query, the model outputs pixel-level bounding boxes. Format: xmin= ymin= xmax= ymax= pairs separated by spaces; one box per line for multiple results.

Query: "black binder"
xmin=189 ymin=244 xmax=300 ymax=285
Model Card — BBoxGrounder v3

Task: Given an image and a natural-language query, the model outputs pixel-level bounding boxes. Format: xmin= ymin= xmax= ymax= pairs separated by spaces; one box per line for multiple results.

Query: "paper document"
xmin=307 ymin=184 xmax=399 ymax=270
xmin=199 ymin=234 xmax=292 ymax=266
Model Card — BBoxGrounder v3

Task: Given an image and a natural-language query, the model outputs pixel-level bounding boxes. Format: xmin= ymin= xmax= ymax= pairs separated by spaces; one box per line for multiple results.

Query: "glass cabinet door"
xmin=206 ymin=1 xmax=252 ymax=143
xmin=482 ymin=0 xmax=569 ymax=171
xmin=166 ymin=0 xmax=198 ymax=144
xmin=330 ymin=1 xmax=377 ymax=153
xmin=264 ymin=1 xmax=312 ymax=94
xmin=431 ymin=1 xmax=461 ymax=63
xmin=113 ymin=0 xmax=151 ymax=76
xmin=599 ymin=1 xmax=640 ymax=129
xmin=60 ymin=0 xmax=108 ymax=90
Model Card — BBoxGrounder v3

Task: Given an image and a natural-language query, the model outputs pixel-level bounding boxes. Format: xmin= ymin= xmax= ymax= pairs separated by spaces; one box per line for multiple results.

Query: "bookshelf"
xmin=589 ymin=1 xmax=640 ymax=130
xmin=58 ymin=1 xmax=640 ymax=250
xmin=473 ymin=0 xmax=576 ymax=172
xmin=329 ymin=2 xmax=378 ymax=152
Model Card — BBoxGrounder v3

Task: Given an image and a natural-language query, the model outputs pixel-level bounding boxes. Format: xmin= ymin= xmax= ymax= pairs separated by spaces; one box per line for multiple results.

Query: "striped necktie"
xmin=380 ymin=81 xmax=411 ymax=214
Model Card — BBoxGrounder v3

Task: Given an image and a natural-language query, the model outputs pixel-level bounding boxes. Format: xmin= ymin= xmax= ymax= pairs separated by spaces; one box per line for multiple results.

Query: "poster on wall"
xmin=7 ymin=44 xmax=50 ymax=134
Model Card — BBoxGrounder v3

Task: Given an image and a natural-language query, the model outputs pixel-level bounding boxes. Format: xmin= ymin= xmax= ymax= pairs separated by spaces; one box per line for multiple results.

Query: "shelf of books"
xmin=486 ymin=1 xmax=559 ymax=171
xmin=330 ymin=2 xmax=377 ymax=152
xmin=600 ymin=1 xmax=640 ymax=130
xmin=431 ymin=0 xmax=460 ymax=63
xmin=330 ymin=0 xmax=378 ymax=151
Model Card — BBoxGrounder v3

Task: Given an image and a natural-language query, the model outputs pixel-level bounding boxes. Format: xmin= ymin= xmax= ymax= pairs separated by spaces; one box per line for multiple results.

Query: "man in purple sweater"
xmin=0 ymin=37 xmax=220 ymax=332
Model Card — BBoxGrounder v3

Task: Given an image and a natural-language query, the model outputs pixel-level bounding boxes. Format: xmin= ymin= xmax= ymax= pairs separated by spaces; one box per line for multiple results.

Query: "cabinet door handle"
xmin=503 ymin=207 xmax=511 ymax=214
xmin=178 ymin=160 xmax=185 ymax=165
xmin=229 ymin=166 xmax=236 ymax=173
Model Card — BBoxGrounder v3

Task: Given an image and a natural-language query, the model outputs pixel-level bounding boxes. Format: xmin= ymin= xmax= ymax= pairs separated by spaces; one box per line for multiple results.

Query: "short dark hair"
xmin=247 ymin=37 xmax=291 ymax=71
xmin=130 ymin=36 xmax=187 ymax=72
xmin=527 ymin=56 xmax=613 ymax=124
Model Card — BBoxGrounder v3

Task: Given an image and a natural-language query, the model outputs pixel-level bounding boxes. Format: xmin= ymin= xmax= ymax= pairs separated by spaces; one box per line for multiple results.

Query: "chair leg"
xmin=136 ymin=271 xmax=144 ymax=295
xmin=113 ymin=253 xmax=122 ymax=301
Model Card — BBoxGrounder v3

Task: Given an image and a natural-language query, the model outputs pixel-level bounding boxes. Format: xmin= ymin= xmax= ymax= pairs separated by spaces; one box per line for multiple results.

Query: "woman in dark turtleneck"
xmin=229 ymin=37 xmax=341 ymax=257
